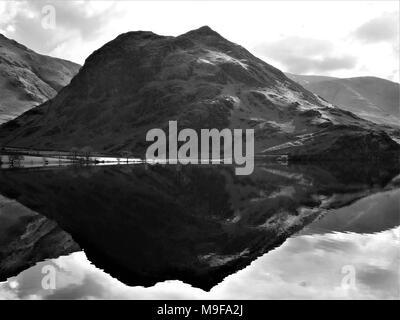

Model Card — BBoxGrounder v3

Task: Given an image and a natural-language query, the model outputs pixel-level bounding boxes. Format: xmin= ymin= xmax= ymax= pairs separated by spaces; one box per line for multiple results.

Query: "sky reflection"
xmin=1 ymin=224 xmax=398 ymax=300
xmin=1 ymin=174 xmax=399 ymax=300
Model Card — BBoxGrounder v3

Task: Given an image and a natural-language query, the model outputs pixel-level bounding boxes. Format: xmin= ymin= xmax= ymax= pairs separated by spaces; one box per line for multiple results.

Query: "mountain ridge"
xmin=0 ymin=33 xmax=80 ymax=124
xmin=286 ymin=73 xmax=400 ymax=128
xmin=0 ymin=26 xmax=398 ymax=160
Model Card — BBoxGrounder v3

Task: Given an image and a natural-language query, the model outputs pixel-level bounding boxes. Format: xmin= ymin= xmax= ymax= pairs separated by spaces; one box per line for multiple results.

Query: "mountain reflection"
xmin=0 ymin=161 xmax=398 ymax=290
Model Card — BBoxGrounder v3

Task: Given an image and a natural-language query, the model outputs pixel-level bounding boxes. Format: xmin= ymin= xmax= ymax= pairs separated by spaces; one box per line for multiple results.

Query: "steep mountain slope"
xmin=0 ymin=34 xmax=80 ymax=124
xmin=287 ymin=73 xmax=400 ymax=127
xmin=0 ymin=27 xmax=398 ymax=160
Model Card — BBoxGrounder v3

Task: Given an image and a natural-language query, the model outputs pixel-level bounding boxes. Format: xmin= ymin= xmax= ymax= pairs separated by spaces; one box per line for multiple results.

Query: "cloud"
xmin=353 ymin=12 xmax=399 ymax=43
xmin=254 ymin=36 xmax=357 ymax=74
xmin=0 ymin=1 xmax=397 ymax=79
xmin=0 ymin=0 xmax=121 ymax=63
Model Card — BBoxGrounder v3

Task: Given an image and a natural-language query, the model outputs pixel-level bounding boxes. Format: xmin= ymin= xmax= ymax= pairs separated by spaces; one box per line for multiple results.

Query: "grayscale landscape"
xmin=0 ymin=0 xmax=398 ymax=301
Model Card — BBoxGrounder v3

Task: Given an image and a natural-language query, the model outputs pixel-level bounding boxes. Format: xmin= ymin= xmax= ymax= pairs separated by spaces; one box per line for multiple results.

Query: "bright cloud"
xmin=353 ymin=11 xmax=399 ymax=43
xmin=254 ymin=36 xmax=357 ymax=74
xmin=0 ymin=1 xmax=398 ymax=81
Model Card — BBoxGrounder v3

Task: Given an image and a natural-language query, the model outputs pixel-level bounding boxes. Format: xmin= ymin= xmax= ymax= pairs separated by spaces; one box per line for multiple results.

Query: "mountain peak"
xmin=181 ymin=26 xmax=222 ymax=38
xmin=1 ymin=26 xmax=398 ymax=162
xmin=116 ymin=30 xmax=162 ymax=41
xmin=192 ymin=25 xmax=218 ymax=34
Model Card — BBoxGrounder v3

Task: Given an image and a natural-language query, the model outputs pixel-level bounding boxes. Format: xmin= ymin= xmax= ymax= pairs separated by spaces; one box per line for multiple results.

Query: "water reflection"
xmin=0 ymin=160 xmax=399 ymax=298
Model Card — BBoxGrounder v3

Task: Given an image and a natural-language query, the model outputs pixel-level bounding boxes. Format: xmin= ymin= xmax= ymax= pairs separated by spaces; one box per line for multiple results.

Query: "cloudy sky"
xmin=0 ymin=0 xmax=399 ymax=81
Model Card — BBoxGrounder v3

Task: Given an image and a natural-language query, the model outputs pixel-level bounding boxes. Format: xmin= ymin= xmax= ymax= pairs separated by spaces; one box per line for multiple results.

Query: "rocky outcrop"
xmin=265 ymin=126 xmax=399 ymax=161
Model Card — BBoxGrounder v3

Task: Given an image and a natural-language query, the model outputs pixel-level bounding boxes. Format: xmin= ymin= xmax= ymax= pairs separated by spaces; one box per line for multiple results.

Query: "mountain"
xmin=0 ymin=26 xmax=398 ymax=160
xmin=286 ymin=73 xmax=400 ymax=128
xmin=286 ymin=73 xmax=337 ymax=85
xmin=0 ymin=34 xmax=80 ymax=124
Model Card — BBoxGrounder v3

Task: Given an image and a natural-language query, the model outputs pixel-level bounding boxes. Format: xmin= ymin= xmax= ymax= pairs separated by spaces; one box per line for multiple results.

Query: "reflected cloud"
xmin=1 ymin=224 xmax=398 ymax=300
xmin=0 ymin=162 xmax=399 ymax=299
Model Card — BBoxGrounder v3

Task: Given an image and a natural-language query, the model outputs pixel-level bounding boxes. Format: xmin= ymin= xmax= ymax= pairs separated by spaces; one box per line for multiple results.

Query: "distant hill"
xmin=0 ymin=34 xmax=80 ymax=124
xmin=286 ymin=73 xmax=400 ymax=127
xmin=0 ymin=26 xmax=398 ymax=160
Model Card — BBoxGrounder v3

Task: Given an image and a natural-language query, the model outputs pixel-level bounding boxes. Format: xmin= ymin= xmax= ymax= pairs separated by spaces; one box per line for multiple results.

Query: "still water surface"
xmin=0 ymin=161 xmax=398 ymax=299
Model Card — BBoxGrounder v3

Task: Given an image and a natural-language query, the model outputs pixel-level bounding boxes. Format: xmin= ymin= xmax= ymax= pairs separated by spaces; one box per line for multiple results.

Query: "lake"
xmin=0 ymin=160 xmax=399 ymax=299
